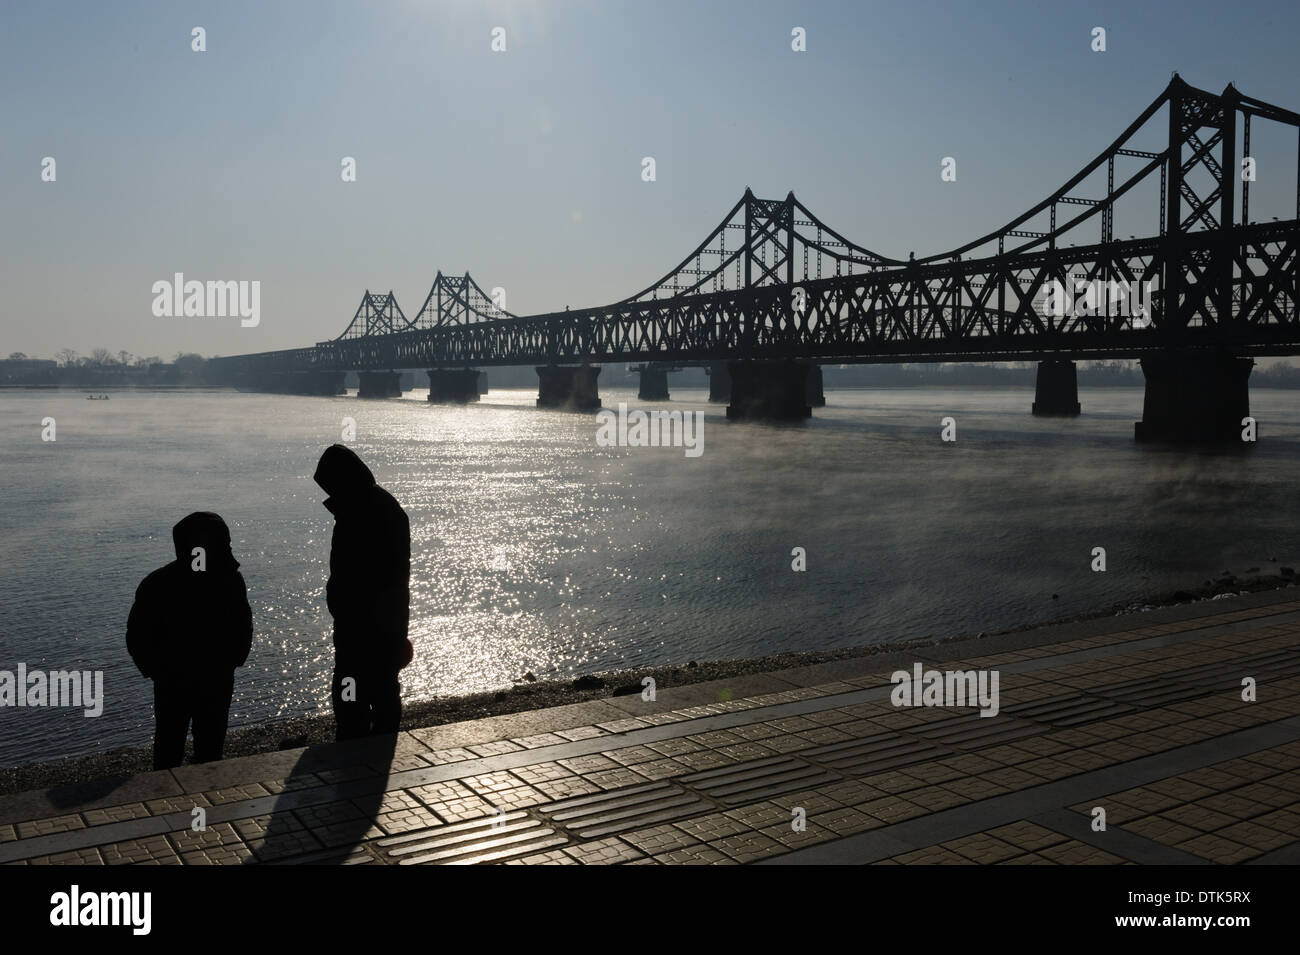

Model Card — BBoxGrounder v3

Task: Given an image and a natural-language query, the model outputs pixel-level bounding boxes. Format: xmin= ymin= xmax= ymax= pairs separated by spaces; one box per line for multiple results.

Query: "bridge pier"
xmin=1135 ymin=352 xmax=1254 ymax=445
xmin=477 ymin=371 xmax=489 ymax=395
xmin=726 ymin=361 xmax=812 ymax=420
xmin=427 ymin=368 xmax=481 ymax=403
xmin=707 ymin=361 xmax=731 ymax=403
xmin=536 ymin=364 xmax=601 ymax=410
xmin=636 ymin=365 xmax=671 ymax=401
xmin=357 ymin=370 xmax=403 ymax=399
xmin=805 ymin=363 xmax=825 ymax=407
xmin=1032 ymin=360 xmax=1081 ymax=416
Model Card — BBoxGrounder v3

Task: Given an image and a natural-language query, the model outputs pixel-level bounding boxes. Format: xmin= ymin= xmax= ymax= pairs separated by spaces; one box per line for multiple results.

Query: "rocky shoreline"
xmin=1 ymin=572 xmax=1293 ymax=798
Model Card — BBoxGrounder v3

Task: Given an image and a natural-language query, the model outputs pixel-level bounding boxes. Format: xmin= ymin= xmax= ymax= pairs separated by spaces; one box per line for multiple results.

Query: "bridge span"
xmin=208 ymin=76 xmax=1300 ymax=443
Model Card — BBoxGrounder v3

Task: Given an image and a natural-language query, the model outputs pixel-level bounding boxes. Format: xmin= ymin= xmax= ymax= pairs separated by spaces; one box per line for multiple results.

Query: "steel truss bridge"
xmin=212 ymin=76 xmax=1300 ymax=382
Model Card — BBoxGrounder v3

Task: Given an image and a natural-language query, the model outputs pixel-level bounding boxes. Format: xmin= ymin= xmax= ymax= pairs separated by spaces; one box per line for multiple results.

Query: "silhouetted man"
xmin=126 ymin=512 xmax=252 ymax=769
xmin=313 ymin=445 xmax=410 ymax=740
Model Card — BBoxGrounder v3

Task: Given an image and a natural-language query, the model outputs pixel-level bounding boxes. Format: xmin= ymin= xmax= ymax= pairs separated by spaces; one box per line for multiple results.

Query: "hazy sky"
xmin=2 ymin=0 xmax=1298 ymax=359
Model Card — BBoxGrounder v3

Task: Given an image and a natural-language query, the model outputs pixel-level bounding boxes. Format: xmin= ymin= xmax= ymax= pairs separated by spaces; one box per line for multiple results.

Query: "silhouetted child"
xmin=127 ymin=512 xmax=252 ymax=769
xmin=313 ymin=445 xmax=411 ymax=740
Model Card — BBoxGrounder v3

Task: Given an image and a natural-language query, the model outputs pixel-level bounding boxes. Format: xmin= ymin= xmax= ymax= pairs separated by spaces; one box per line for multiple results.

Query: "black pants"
xmin=331 ymin=661 xmax=401 ymax=741
xmin=153 ymin=674 xmax=235 ymax=770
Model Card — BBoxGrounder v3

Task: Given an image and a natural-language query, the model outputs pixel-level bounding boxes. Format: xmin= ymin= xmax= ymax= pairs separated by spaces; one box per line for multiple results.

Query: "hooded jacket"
xmin=126 ymin=512 xmax=253 ymax=682
xmin=313 ymin=445 xmax=410 ymax=664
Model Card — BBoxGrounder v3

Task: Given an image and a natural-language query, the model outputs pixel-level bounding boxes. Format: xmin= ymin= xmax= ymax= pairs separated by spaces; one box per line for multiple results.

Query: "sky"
xmin=1 ymin=0 xmax=1298 ymax=360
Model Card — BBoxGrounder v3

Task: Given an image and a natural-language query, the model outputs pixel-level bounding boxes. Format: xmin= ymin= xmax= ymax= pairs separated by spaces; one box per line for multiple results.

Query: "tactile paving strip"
xmin=376 ymin=811 xmax=566 ymax=864
xmin=536 ymin=781 xmax=708 ymax=838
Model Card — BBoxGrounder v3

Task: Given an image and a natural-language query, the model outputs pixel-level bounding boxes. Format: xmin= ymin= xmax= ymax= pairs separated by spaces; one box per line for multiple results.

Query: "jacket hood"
xmin=172 ymin=511 xmax=239 ymax=573
xmin=313 ymin=444 xmax=376 ymax=502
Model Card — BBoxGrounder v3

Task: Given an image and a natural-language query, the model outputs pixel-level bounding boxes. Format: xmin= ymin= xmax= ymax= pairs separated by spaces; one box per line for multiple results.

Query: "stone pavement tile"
xmin=710 ymin=830 xmax=788 ymax=863
xmin=554 ymin=725 xmax=607 ymax=742
xmin=1122 ymin=815 xmax=1201 ymax=846
xmin=466 ymin=740 xmax=526 ymax=757
xmin=986 ymin=821 xmax=1069 ymax=852
xmin=0 ymin=824 xmax=14 ymax=844
xmin=892 ymin=846 xmax=978 ymax=865
xmin=292 ymin=800 xmax=365 ymax=829
xmin=776 ymin=789 xmax=841 ymax=816
xmin=101 ymin=835 xmax=182 ymax=865
xmin=722 ymin=801 xmax=791 ymax=830
xmin=169 ymin=748 xmax=309 ymax=795
xmin=1217 ymin=821 xmax=1296 ymax=852
xmin=585 ymin=767 xmax=650 ymax=791
xmin=562 ymin=836 xmax=645 ymax=865
xmin=595 ymin=718 xmax=649 ymax=734
xmin=856 ymin=797 xmax=928 ymax=824
xmin=82 ymin=802 xmax=151 ymax=826
xmin=167 ymin=821 xmax=243 ymax=855
xmin=511 ymin=733 xmax=568 ymax=749
xmin=908 ymin=786 xmax=974 ymax=813
xmin=619 ymin=824 xmax=701 ymax=855
xmin=797 ymin=726 xmax=853 ymax=745
xmin=314 ymin=820 xmax=385 ymax=848
xmin=943 ymin=776 xmax=1010 ymax=802
xmin=533 ymin=777 xmax=602 ymax=801
xmin=1159 ymin=804 xmax=1237 ymax=832
xmin=603 ymin=745 xmax=661 ymax=766
xmin=1036 ymin=840 xmax=1128 ymax=865
xmin=754 ymin=735 xmax=812 ymax=754
xmin=904 ymin=762 xmax=969 ymax=785
xmin=508 ymin=762 xmax=576 ymax=785
xmin=146 ymin=793 xmax=210 ymax=815
xmin=674 ymin=750 xmax=733 ymax=772
xmin=421 ymin=747 xmax=478 ymax=765
xmin=1175 ymin=833 xmax=1260 ymax=864
xmin=28 ymin=847 xmax=104 ymax=865
xmin=316 ymin=766 xmax=378 ymax=785
xmin=674 ymin=812 xmax=751 ymax=842
xmin=408 ymin=701 xmax=626 ymax=752
xmin=0 ymin=769 xmax=182 ymax=827
xmin=481 ymin=785 xmax=550 ymax=811
xmin=259 ymin=774 xmax=324 ymax=794
xmin=205 ymin=782 xmax=271 ymax=805
xmin=941 ymin=833 xmax=1022 ymax=864
xmin=182 ymin=841 xmax=255 ymax=865
xmin=631 ymin=758 xmax=691 ymax=781
xmin=814 ymin=806 xmax=882 ymax=835
xmin=1144 ymin=777 xmax=1216 ymax=802
xmin=1254 ymin=808 xmax=1300 ymax=834
xmin=761 ymin=821 xmax=837 ymax=850
xmin=407 ymin=779 xmax=474 ymax=806
xmin=1198 ymin=792 xmax=1273 ymax=821
xmin=461 ymin=771 xmax=525 ymax=795
xmin=421 ymin=793 xmax=496 ymax=824
xmin=643 ymin=738 xmax=704 ymax=758
xmin=817 ymin=779 xmax=888 ymax=806
xmin=692 ymin=729 xmax=746 ymax=748
xmin=557 ymin=753 xmax=622 ymax=774
xmin=232 ymin=813 xmax=323 ymax=861
xmin=17 ymin=813 xmax=85 ymax=839
xmin=861 ymin=770 xmax=929 ymax=795
xmin=374 ymin=806 xmax=442 ymax=835
xmin=654 ymin=844 xmax=738 ymax=865
xmin=357 ymin=790 xmax=423 ymax=816
xmin=507 ymin=849 xmax=578 ymax=865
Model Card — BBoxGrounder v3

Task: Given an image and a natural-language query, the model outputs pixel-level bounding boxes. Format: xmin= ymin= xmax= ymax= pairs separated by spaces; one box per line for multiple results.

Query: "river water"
xmin=2 ymin=385 xmax=1297 ymax=766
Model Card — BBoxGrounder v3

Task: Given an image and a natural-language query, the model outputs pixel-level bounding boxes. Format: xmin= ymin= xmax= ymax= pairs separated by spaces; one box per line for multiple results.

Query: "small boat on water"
xmin=86 ymin=394 xmax=110 ymax=400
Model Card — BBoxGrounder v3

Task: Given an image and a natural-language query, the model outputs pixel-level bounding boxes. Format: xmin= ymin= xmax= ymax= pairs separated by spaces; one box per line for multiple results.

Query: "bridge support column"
xmin=1031 ymin=360 xmax=1081 ymax=416
xmin=804 ymin=363 xmax=825 ymax=407
xmin=357 ymin=370 xmax=403 ymax=399
xmin=725 ymin=361 xmax=811 ymax=420
xmin=426 ymin=368 xmax=480 ymax=403
xmin=1135 ymin=353 xmax=1254 ymax=444
xmin=707 ymin=361 xmax=731 ymax=403
xmin=477 ymin=371 xmax=489 ymax=395
xmin=636 ymin=365 xmax=670 ymax=401
xmin=536 ymin=365 xmax=601 ymax=410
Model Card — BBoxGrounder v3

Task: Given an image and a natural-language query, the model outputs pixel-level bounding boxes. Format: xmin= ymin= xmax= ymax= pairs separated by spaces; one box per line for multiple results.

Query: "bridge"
xmin=208 ymin=76 xmax=1300 ymax=442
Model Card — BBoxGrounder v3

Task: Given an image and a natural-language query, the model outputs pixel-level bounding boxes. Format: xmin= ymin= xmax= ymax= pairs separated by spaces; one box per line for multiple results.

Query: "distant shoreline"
xmin=2 ymin=572 xmax=1293 ymax=798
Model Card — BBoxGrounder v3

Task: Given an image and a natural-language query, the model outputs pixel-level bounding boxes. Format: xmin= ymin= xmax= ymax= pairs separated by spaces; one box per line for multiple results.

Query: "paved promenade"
xmin=3 ymin=590 xmax=1299 ymax=865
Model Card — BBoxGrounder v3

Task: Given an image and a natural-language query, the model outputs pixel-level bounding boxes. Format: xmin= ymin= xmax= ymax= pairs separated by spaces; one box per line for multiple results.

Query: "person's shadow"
xmin=244 ymin=731 xmax=397 ymax=865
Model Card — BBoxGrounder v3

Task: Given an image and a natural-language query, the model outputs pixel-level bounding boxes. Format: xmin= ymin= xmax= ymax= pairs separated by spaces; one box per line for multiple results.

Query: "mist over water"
xmin=2 ymin=385 xmax=1298 ymax=766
